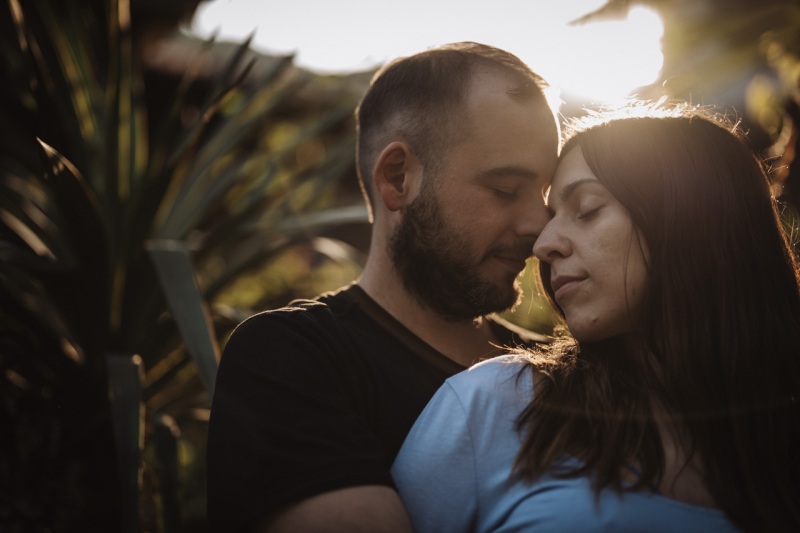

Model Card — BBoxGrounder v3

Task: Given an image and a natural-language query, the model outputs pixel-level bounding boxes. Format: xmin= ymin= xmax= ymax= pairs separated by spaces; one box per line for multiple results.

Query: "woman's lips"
xmin=551 ymin=275 xmax=586 ymax=300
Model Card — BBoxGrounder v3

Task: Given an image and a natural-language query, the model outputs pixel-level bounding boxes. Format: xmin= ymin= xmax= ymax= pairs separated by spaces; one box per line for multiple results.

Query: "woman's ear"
xmin=373 ymin=141 xmax=417 ymax=212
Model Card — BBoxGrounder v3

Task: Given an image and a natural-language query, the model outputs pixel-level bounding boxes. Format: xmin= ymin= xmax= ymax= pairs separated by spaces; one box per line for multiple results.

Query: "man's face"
xmin=390 ymin=72 xmax=559 ymax=320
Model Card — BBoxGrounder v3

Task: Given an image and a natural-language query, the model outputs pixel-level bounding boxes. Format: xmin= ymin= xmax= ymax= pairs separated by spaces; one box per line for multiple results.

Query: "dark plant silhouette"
xmin=0 ymin=0 xmax=365 ymax=530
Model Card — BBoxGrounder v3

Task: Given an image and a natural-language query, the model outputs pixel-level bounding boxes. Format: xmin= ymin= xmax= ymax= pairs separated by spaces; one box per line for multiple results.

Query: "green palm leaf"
xmin=1 ymin=0 xmax=370 ymax=528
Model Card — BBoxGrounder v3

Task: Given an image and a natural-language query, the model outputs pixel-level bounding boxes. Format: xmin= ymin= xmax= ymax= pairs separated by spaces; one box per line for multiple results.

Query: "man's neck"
xmin=358 ymin=269 xmax=501 ymax=367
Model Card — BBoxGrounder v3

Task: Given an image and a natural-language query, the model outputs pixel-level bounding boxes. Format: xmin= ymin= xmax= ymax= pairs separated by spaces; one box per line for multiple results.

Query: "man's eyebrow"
xmin=557 ymin=178 xmax=603 ymax=202
xmin=475 ymin=166 xmax=540 ymax=181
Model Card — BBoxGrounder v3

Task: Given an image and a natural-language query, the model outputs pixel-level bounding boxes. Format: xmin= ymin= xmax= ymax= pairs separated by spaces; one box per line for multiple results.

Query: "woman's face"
xmin=533 ymin=147 xmax=649 ymax=343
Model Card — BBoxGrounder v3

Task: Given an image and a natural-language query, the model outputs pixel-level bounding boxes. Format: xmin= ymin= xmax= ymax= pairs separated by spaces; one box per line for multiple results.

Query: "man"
xmin=207 ymin=41 xmax=560 ymax=532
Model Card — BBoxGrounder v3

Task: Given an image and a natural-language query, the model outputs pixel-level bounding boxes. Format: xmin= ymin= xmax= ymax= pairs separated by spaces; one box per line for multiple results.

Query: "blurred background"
xmin=1 ymin=0 xmax=798 ymax=531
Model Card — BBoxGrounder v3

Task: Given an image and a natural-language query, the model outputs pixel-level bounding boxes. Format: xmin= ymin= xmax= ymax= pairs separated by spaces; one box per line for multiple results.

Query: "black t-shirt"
xmin=206 ymin=284 xmax=543 ymax=532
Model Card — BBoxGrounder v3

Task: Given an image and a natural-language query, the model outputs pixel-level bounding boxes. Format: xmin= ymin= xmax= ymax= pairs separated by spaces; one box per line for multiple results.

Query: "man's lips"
xmin=494 ymin=254 xmax=529 ymax=271
xmin=551 ymin=275 xmax=586 ymax=299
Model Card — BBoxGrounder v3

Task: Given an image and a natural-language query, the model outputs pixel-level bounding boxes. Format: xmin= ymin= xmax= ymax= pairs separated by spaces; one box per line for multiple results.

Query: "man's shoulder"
xmin=218 ymin=287 xmax=363 ymax=366
xmin=234 ymin=284 xmax=357 ymax=332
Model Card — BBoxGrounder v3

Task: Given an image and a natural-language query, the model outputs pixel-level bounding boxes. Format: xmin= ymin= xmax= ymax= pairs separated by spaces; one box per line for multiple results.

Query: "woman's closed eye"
xmin=577 ymin=204 xmax=603 ymax=221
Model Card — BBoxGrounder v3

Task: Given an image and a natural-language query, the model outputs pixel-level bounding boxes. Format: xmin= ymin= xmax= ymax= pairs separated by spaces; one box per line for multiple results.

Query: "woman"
xmin=391 ymin=104 xmax=800 ymax=532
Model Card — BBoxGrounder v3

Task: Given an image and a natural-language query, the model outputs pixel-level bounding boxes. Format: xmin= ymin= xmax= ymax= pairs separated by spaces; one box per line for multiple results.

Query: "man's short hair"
xmin=355 ymin=41 xmax=552 ymax=213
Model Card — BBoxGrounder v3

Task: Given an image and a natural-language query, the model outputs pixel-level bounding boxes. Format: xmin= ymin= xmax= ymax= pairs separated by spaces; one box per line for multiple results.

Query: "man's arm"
xmin=256 ymin=486 xmax=414 ymax=533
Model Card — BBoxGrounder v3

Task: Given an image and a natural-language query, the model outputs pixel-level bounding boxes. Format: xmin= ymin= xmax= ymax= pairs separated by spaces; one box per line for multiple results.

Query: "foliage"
xmin=0 ymin=0 xmax=365 ymax=530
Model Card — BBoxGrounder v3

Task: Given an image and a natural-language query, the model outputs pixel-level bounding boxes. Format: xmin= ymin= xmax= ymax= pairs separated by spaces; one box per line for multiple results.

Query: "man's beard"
xmin=389 ymin=186 xmax=526 ymax=321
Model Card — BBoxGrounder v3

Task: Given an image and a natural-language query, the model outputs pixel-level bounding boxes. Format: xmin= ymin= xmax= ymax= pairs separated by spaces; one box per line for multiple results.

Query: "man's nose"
xmin=515 ymin=196 xmax=551 ymax=238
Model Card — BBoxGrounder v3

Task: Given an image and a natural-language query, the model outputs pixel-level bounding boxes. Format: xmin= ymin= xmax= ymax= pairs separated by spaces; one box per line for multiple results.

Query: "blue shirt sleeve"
xmin=391 ymin=380 xmax=478 ymax=533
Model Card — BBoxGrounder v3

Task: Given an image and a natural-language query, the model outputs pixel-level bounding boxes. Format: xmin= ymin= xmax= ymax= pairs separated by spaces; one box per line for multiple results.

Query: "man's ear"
xmin=373 ymin=141 xmax=417 ymax=212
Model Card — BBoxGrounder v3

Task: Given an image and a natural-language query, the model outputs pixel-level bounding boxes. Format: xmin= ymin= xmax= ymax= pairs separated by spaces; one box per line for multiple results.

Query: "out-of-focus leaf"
xmin=35 ymin=137 xmax=105 ymax=244
xmin=0 ymin=162 xmax=77 ymax=267
xmin=153 ymin=77 xmax=305 ymax=239
xmin=0 ymin=266 xmax=85 ymax=363
xmin=106 ymin=352 xmax=144 ymax=533
xmin=3 ymin=0 xmax=370 ymax=528
xmin=146 ymin=240 xmax=219 ymax=397
xmin=274 ymin=205 xmax=369 ymax=234
xmin=38 ymin=1 xmax=101 ymax=150
xmin=148 ymin=414 xmax=182 ymax=533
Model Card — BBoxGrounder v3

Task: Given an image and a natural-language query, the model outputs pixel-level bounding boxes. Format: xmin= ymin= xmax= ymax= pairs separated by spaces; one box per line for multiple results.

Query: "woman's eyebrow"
xmin=557 ymin=178 xmax=603 ymax=203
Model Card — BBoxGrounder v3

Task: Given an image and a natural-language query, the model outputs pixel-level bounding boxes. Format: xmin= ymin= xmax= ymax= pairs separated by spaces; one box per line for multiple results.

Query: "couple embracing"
xmin=209 ymin=42 xmax=800 ymax=533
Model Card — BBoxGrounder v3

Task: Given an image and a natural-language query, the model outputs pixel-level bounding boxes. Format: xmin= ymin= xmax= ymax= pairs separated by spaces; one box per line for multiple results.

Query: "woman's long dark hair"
xmin=516 ymin=105 xmax=800 ymax=531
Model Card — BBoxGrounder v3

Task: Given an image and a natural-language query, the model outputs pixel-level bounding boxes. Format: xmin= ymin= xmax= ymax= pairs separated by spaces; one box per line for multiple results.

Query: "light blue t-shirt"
xmin=391 ymin=356 xmax=739 ymax=532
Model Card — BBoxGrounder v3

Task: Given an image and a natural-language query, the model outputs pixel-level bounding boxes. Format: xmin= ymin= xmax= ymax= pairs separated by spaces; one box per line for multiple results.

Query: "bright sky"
xmin=191 ymin=0 xmax=664 ymax=103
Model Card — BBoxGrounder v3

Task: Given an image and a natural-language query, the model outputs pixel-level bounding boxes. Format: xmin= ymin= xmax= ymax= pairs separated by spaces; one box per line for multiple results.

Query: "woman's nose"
xmin=532 ymin=219 xmax=570 ymax=262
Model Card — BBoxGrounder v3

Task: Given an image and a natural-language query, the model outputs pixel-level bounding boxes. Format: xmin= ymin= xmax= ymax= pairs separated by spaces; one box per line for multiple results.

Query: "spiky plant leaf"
xmin=147 ymin=240 xmax=219 ymax=397
xmin=2 ymin=0 xmax=368 ymax=527
xmin=106 ymin=353 xmax=144 ymax=533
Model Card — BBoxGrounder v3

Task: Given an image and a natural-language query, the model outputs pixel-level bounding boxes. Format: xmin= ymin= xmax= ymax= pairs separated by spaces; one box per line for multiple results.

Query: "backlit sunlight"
xmin=191 ymin=0 xmax=664 ymax=105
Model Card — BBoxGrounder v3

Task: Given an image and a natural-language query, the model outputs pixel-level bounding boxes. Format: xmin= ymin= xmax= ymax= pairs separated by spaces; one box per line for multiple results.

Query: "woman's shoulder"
xmin=449 ymin=353 xmax=528 ymax=382
xmin=442 ymin=354 xmax=534 ymax=410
